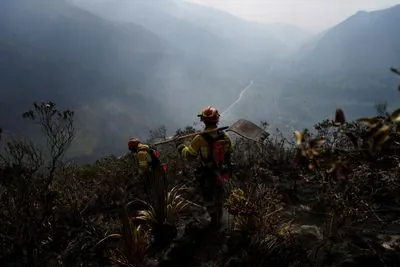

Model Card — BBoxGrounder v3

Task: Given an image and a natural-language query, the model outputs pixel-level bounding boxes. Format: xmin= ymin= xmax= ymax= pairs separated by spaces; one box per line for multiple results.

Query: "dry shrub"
xmin=223 ymin=184 xmax=310 ymax=266
xmin=224 ymin=184 xmax=284 ymax=233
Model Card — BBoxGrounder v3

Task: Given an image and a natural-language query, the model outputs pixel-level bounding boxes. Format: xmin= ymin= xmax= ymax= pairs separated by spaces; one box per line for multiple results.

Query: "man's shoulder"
xmin=190 ymin=134 xmax=207 ymax=145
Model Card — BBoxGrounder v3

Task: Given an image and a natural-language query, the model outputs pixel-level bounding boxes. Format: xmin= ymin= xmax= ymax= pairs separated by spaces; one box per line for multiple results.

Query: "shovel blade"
xmin=226 ymin=119 xmax=268 ymax=143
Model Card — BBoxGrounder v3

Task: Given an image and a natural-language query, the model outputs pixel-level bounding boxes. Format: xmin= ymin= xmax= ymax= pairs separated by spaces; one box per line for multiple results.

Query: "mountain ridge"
xmin=298 ymin=3 xmax=400 ymax=75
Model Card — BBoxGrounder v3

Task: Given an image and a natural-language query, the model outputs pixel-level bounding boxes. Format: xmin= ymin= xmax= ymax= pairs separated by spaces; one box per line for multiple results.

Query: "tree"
xmin=22 ymin=101 xmax=75 ymax=186
xmin=0 ymin=101 xmax=76 ymax=266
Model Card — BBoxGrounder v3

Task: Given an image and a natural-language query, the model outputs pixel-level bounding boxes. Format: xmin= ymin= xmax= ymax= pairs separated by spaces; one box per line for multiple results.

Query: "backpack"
xmin=201 ymin=131 xmax=232 ymax=183
xmin=146 ymin=146 xmax=160 ymax=166
xmin=148 ymin=147 xmax=169 ymax=173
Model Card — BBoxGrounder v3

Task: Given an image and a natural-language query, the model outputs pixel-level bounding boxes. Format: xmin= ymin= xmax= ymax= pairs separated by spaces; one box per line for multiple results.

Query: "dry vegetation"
xmin=1 ymin=69 xmax=400 ymax=266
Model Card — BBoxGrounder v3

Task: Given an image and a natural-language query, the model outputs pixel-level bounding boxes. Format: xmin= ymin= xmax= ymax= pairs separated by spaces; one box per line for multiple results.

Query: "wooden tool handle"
xmin=153 ymin=126 xmax=229 ymax=146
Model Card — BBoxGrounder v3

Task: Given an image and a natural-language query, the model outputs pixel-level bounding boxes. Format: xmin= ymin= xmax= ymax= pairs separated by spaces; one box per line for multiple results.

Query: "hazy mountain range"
xmin=0 ymin=0 xmax=399 ymax=161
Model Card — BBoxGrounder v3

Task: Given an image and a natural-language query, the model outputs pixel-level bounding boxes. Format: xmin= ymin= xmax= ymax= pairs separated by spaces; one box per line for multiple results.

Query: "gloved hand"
xmin=176 ymin=142 xmax=185 ymax=155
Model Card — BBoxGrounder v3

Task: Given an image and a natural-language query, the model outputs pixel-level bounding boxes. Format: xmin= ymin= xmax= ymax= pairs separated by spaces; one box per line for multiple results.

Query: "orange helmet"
xmin=128 ymin=137 xmax=140 ymax=151
xmin=198 ymin=105 xmax=220 ymax=123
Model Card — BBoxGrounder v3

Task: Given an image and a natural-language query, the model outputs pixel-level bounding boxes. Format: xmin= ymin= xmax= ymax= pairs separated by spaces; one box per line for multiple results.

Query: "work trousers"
xmin=141 ymin=164 xmax=167 ymax=216
xmin=196 ymin=167 xmax=226 ymax=226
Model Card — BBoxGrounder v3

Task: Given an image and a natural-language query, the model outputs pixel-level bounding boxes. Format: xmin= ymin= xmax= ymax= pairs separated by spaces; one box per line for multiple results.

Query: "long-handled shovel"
xmin=151 ymin=119 xmax=269 ymax=146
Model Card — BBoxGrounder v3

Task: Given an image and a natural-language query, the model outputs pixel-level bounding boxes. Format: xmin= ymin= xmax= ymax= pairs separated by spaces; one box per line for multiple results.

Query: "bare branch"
xmin=22 ymin=101 xmax=76 ymax=186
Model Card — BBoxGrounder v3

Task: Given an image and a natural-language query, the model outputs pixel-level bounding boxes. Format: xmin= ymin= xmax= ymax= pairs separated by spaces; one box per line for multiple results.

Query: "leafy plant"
xmin=132 ymin=184 xmax=194 ymax=248
xmin=97 ymin=207 xmax=150 ymax=267
xmin=135 ymin=184 xmax=192 ymax=226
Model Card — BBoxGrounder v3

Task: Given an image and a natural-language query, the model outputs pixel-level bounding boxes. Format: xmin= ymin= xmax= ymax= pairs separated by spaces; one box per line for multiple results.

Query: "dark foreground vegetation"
xmin=1 ymin=69 xmax=400 ymax=267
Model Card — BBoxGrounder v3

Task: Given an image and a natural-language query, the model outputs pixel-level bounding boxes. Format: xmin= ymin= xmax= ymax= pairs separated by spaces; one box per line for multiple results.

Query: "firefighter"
xmin=128 ymin=138 xmax=166 ymax=205
xmin=176 ymin=106 xmax=234 ymax=229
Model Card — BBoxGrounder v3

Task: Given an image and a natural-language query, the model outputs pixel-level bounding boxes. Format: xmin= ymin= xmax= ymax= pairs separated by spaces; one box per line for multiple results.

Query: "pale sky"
xmin=187 ymin=0 xmax=400 ymax=33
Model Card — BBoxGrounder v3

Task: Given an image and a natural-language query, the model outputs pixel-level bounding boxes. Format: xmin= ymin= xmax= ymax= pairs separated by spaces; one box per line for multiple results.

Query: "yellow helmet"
xmin=198 ymin=105 xmax=220 ymax=123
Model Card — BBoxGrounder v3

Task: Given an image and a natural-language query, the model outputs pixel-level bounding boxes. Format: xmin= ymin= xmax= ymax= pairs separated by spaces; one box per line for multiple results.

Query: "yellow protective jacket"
xmin=179 ymin=126 xmax=234 ymax=163
xmin=137 ymin=143 xmax=154 ymax=173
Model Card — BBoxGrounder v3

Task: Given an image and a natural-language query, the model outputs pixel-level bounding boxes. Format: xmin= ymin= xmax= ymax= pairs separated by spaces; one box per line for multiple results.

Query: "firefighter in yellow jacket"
xmin=177 ymin=106 xmax=234 ymax=229
xmin=128 ymin=138 xmax=166 ymax=204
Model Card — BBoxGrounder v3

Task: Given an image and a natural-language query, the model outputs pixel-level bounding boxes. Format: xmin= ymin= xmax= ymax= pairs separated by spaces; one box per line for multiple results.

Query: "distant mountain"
xmin=299 ymin=4 xmax=400 ymax=75
xmin=169 ymin=0 xmax=287 ymax=62
xmin=72 ymin=0 xmax=286 ymax=69
xmin=261 ymin=23 xmax=310 ymax=52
